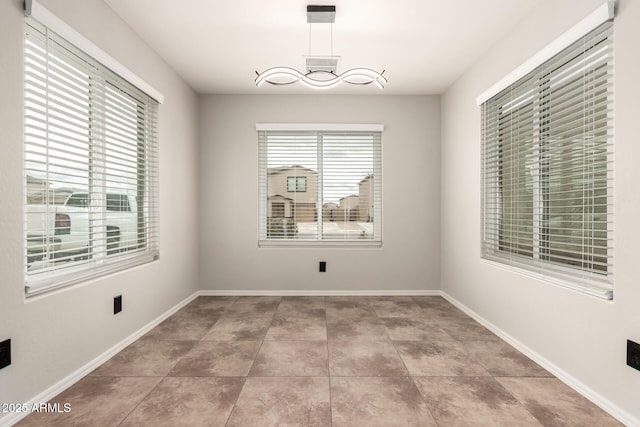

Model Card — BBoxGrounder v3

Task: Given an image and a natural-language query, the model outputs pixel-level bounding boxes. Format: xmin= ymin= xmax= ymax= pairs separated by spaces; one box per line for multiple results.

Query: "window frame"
xmin=257 ymin=123 xmax=383 ymax=247
xmin=23 ymin=4 xmax=162 ymax=297
xmin=479 ymin=12 xmax=614 ymax=300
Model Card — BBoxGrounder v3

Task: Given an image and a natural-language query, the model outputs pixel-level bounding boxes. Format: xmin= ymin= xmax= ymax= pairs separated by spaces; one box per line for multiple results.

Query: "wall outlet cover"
xmin=627 ymin=340 xmax=640 ymax=371
xmin=114 ymin=295 xmax=122 ymax=315
xmin=0 ymin=339 xmax=11 ymax=370
xmin=319 ymin=261 xmax=327 ymax=272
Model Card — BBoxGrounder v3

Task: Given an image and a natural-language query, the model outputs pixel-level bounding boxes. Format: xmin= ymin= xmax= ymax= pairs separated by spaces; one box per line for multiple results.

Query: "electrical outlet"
xmin=114 ymin=295 xmax=122 ymax=315
xmin=0 ymin=339 xmax=11 ymax=370
xmin=319 ymin=261 xmax=326 ymax=272
xmin=627 ymin=340 xmax=640 ymax=371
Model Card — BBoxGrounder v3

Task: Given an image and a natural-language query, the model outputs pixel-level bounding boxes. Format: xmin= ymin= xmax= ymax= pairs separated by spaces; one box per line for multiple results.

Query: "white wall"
xmin=0 ymin=0 xmax=200 ymax=421
xmin=199 ymin=95 xmax=440 ymax=293
xmin=441 ymin=0 xmax=640 ymax=423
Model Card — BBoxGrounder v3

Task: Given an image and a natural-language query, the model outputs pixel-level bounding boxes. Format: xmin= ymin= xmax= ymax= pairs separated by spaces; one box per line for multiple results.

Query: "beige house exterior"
xmin=322 ymin=202 xmax=338 ymax=222
xmin=267 ymin=166 xmax=318 ymax=222
xmin=331 ymin=195 xmax=359 ymax=222
xmin=358 ymin=175 xmax=374 ymax=222
xmin=268 ymin=167 xmax=374 ymax=224
xmin=25 ymin=175 xmax=75 ymax=205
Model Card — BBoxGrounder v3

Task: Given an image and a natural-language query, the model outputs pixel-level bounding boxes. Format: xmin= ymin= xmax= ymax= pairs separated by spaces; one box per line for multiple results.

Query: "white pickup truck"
xmin=26 ymin=190 xmax=139 ymax=269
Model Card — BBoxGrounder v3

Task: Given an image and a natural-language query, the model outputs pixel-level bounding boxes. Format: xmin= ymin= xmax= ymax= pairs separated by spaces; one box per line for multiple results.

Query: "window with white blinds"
xmin=257 ymin=125 xmax=382 ymax=246
xmin=480 ymin=21 xmax=614 ymax=299
xmin=24 ymin=17 xmax=159 ymax=295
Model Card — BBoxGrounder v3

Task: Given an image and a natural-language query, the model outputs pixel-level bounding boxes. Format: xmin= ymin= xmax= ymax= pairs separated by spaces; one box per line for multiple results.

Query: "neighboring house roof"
xmin=268 ymin=194 xmax=294 ymax=201
xmin=359 ymin=174 xmax=373 ymax=184
xmin=268 ymin=165 xmax=318 ymax=175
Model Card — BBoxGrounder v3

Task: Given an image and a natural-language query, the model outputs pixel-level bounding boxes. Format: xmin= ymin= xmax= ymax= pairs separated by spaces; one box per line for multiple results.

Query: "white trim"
xmin=256 ymin=123 xmax=384 ymax=132
xmin=199 ymin=289 xmax=440 ymax=297
xmin=258 ymin=240 xmax=382 ymax=248
xmin=27 ymin=0 xmax=165 ymax=104
xmin=441 ymin=292 xmax=638 ymax=427
xmin=0 ymin=292 xmax=198 ymax=427
xmin=476 ymin=0 xmax=614 ymax=105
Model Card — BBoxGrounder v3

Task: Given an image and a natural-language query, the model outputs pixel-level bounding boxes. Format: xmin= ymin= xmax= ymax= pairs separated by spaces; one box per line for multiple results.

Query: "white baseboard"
xmin=198 ymin=289 xmax=441 ymax=297
xmin=441 ymin=292 xmax=639 ymax=427
xmin=0 ymin=292 xmax=199 ymax=427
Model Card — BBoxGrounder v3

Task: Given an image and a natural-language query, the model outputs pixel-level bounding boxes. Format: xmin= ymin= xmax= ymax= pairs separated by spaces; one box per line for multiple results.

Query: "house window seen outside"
xmin=287 ymin=176 xmax=307 ymax=192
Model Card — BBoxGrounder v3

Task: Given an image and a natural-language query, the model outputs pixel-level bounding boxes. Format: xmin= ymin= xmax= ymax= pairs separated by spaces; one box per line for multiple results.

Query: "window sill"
xmin=259 ymin=240 xmax=382 ymax=248
xmin=480 ymin=255 xmax=613 ymax=301
xmin=25 ymin=252 xmax=159 ymax=299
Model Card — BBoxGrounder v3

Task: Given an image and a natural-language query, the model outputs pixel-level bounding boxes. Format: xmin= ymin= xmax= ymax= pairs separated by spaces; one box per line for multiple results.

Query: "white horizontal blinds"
xmin=321 ymin=132 xmax=380 ymax=240
xmin=103 ymin=78 xmax=159 ymax=257
xmin=481 ymin=22 xmax=614 ymax=298
xmin=264 ymin=132 xmax=318 ymax=239
xmin=24 ymin=17 xmax=159 ymax=294
xmin=259 ymin=130 xmax=382 ymax=243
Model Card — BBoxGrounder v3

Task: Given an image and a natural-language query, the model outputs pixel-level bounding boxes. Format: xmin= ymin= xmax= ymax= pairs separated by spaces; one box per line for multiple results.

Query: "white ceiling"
xmin=104 ymin=0 xmax=541 ymax=95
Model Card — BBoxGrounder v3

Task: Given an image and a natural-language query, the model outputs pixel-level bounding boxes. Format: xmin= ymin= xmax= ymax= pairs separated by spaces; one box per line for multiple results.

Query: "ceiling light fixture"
xmin=255 ymin=5 xmax=387 ymax=89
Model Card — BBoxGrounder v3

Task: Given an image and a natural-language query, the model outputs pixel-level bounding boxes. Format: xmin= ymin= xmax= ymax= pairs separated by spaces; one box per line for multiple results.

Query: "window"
xmin=23 ymin=15 xmax=159 ymax=296
xmin=258 ymin=124 xmax=382 ymax=246
xmin=287 ymin=176 xmax=307 ymax=192
xmin=480 ymin=20 xmax=613 ymax=299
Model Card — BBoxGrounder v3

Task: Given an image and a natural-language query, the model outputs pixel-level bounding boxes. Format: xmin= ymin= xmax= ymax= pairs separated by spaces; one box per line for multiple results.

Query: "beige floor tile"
xmin=369 ymin=296 xmax=425 ymax=318
xmin=143 ymin=309 xmax=220 ymax=341
xmin=169 ymin=341 xmax=261 ymax=376
xmin=250 ymin=340 xmax=328 ymax=376
xmin=497 ymin=377 xmax=624 ymax=427
xmin=277 ymin=296 xmax=326 ymax=313
xmin=16 ymin=376 xmax=161 ymax=427
xmin=327 ymin=316 xmax=388 ymax=342
xmin=188 ymin=296 xmax=238 ymax=311
xmin=331 ymin=376 xmax=437 ymax=427
xmin=202 ymin=313 xmax=273 ymax=341
xmin=465 ymin=340 xmax=551 ymax=377
xmin=412 ymin=296 xmax=470 ymax=319
xmin=326 ymin=297 xmax=377 ymax=319
xmin=227 ymin=377 xmax=331 ymax=427
xmin=394 ymin=340 xmax=489 ymax=376
xmin=415 ymin=376 xmax=542 ymax=426
xmin=329 ymin=339 xmax=408 ymax=376
xmin=120 ymin=377 xmax=244 ymax=427
xmin=411 ymin=296 xmax=451 ymax=307
xmin=225 ymin=296 xmax=281 ymax=314
xmin=436 ymin=315 xmax=500 ymax=341
xmin=380 ymin=317 xmax=452 ymax=341
xmin=264 ymin=313 xmax=327 ymax=341
xmin=90 ymin=339 xmax=195 ymax=377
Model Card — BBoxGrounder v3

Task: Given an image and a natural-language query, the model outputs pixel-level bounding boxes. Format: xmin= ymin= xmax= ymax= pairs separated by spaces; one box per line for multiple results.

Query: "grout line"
xmin=323 ymin=298 xmax=333 ymax=426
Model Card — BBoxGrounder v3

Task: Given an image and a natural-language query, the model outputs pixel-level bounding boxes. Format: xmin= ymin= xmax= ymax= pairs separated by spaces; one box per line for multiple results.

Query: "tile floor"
xmin=17 ymin=296 xmax=622 ymax=426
